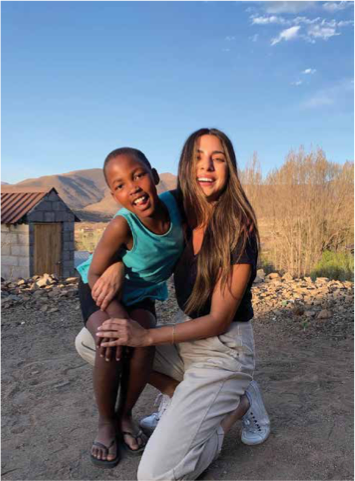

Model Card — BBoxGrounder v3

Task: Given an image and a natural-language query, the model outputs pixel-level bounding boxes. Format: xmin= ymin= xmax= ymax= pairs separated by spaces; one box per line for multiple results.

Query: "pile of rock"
xmin=1 ymin=273 xmax=79 ymax=312
xmin=1 ymin=270 xmax=353 ymax=340
xmin=252 ymin=269 xmax=354 ymax=339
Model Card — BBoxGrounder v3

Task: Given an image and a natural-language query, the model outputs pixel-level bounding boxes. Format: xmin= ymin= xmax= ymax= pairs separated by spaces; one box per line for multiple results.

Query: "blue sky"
xmin=1 ymin=1 xmax=354 ymax=184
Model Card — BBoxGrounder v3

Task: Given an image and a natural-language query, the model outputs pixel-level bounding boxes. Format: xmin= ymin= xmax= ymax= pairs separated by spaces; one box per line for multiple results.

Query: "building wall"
xmin=1 ymin=224 xmax=31 ymax=279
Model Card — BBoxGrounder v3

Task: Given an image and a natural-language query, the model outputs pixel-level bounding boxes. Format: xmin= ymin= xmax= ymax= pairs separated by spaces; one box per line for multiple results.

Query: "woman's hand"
xmin=91 ymin=261 xmax=125 ymax=311
xmin=96 ymin=318 xmax=151 ymax=348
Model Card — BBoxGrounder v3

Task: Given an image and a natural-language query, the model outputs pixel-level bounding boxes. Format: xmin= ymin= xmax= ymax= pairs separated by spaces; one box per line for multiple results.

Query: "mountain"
xmin=8 ymin=169 xmax=177 ymax=221
xmin=14 ymin=169 xmax=107 ymax=210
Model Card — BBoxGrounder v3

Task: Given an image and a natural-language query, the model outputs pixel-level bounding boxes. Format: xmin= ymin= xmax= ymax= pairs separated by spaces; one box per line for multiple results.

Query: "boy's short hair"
xmin=103 ymin=147 xmax=152 ymax=184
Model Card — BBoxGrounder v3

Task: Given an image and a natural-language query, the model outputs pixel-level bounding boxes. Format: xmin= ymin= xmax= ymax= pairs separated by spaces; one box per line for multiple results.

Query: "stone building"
xmin=1 ymin=187 xmax=80 ymax=280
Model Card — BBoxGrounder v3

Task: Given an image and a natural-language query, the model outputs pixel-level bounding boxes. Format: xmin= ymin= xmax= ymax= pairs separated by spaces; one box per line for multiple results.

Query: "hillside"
xmin=14 ymin=169 xmax=107 ymax=211
xmin=7 ymin=169 xmax=177 ymax=221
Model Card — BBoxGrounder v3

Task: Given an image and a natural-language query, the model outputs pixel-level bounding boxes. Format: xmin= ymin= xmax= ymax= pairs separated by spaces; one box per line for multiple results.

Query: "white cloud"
xmin=263 ymin=2 xmax=317 ymax=14
xmin=300 ymin=78 xmax=354 ymax=109
xmin=302 ymin=68 xmax=317 ymax=74
xmin=271 ymin=26 xmax=301 ymax=45
xmin=265 ymin=0 xmax=317 ymax=13
xmin=225 ymin=36 xmax=235 ymax=41
xmin=323 ymin=1 xmax=353 ymax=12
xmin=251 ymin=15 xmax=288 ymax=25
xmin=250 ymin=34 xmax=259 ymax=42
xmin=291 ymin=80 xmax=303 ymax=86
xmin=337 ymin=20 xmax=354 ymax=27
xmin=307 ymin=24 xmax=340 ymax=39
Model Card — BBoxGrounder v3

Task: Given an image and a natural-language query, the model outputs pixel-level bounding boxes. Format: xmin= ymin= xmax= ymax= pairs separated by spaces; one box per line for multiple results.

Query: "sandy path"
xmin=1 ymin=302 xmax=353 ymax=481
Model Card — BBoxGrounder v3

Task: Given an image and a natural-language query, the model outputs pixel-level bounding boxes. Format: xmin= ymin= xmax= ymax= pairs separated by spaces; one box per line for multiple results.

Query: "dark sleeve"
xmin=231 ymin=234 xmax=258 ymax=266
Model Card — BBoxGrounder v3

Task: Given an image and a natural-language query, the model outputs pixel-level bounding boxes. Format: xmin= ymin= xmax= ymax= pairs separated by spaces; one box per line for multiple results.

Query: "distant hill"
xmin=8 ymin=169 xmax=177 ymax=221
xmin=14 ymin=169 xmax=107 ymax=211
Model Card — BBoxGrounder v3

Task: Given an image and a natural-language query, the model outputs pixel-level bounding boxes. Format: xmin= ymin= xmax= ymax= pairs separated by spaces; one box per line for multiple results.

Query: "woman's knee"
xmin=75 ymin=328 xmax=96 ymax=366
xmin=137 ymin=443 xmax=176 ymax=481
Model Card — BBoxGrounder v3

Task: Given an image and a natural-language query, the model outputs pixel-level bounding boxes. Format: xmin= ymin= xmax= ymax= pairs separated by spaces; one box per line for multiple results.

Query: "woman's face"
xmin=194 ymin=135 xmax=229 ymax=203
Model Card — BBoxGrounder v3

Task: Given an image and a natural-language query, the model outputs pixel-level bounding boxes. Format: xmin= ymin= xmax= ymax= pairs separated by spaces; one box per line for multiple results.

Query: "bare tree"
xmin=264 ymin=148 xmax=353 ymax=276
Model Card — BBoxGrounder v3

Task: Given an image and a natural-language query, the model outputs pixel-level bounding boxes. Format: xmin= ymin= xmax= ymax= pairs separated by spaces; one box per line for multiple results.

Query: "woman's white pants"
xmin=75 ymin=310 xmax=255 ymax=480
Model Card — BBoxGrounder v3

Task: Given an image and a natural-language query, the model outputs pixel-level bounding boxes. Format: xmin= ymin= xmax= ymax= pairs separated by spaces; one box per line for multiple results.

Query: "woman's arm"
xmin=97 ymin=263 xmax=252 ymax=347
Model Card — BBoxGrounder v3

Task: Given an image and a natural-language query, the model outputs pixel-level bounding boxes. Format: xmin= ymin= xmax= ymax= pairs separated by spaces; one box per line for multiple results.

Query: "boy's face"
xmin=106 ymin=154 xmax=160 ymax=218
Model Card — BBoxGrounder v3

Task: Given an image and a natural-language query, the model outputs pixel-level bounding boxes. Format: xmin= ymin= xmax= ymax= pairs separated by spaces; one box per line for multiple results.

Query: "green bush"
xmin=311 ymin=251 xmax=354 ymax=281
xmin=258 ymin=252 xmax=276 ymax=274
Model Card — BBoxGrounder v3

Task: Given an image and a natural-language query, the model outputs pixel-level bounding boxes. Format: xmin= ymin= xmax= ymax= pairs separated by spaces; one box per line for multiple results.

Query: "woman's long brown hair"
xmin=178 ymin=128 xmax=260 ymax=315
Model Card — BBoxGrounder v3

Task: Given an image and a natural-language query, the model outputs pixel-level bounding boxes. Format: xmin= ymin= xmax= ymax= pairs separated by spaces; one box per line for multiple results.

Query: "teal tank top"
xmin=76 ymin=191 xmax=184 ymax=306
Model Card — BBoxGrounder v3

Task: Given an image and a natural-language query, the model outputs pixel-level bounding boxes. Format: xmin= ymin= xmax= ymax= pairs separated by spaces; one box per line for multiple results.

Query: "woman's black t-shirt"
xmin=173 ymin=233 xmax=258 ymax=322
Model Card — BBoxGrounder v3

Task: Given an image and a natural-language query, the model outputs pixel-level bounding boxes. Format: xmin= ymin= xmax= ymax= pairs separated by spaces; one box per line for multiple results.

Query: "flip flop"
xmin=121 ymin=429 xmax=146 ymax=456
xmin=90 ymin=437 xmax=120 ymax=469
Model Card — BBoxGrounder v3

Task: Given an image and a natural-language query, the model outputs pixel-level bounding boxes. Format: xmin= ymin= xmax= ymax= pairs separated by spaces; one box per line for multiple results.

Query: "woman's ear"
xmin=152 ymin=168 xmax=160 ymax=185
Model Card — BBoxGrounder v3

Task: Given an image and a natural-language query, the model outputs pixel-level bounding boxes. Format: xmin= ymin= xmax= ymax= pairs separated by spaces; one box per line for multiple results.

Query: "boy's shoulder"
xmin=106 ymin=215 xmax=131 ymax=239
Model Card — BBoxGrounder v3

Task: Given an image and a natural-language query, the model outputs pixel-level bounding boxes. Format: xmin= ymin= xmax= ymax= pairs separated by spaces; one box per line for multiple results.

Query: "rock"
xmin=40 ymin=305 xmax=49 ymax=312
xmin=36 ymin=277 xmax=51 ymax=288
xmin=48 ymin=307 xmax=59 ymax=313
xmin=292 ymin=306 xmax=305 ymax=316
xmin=282 ymin=272 xmax=293 ymax=282
xmin=316 ymin=277 xmax=329 ymax=284
xmin=256 ymin=269 xmax=265 ymax=279
xmin=267 ymin=272 xmax=280 ymax=280
xmin=304 ymin=277 xmax=313 ymax=284
xmin=32 ymin=290 xmax=46 ymax=298
xmin=36 ymin=274 xmax=57 ymax=288
xmin=317 ymin=309 xmax=332 ymax=320
xmin=65 ymin=277 xmax=78 ymax=284
xmin=304 ymin=310 xmax=316 ymax=318
xmin=17 ymin=279 xmax=26 ymax=286
xmin=48 ymin=288 xmax=62 ymax=298
xmin=254 ymin=276 xmax=264 ymax=284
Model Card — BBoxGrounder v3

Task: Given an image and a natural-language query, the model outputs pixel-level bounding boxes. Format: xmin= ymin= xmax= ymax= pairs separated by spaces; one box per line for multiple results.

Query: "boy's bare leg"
xmin=86 ymin=302 xmax=125 ymax=462
xmin=149 ymin=371 xmax=180 ymax=397
xmin=117 ymin=308 xmax=156 ymax=450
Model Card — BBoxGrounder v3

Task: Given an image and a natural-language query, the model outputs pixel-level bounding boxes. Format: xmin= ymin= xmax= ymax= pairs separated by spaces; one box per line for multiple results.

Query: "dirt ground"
xmin=1 ymin=289 xmax=354 ymax=481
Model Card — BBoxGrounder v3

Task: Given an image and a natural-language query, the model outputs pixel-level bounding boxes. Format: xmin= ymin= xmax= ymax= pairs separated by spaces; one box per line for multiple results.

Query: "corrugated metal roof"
xmin=1 ymin=187 xmax=57 ymax=224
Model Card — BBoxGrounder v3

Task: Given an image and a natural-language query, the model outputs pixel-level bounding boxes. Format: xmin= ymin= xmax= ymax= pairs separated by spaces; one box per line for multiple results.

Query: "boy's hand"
xmin=97 ymin=335 xmax=123 ymax=362
xmin=92 ymin=262 xmax=125 ymax=311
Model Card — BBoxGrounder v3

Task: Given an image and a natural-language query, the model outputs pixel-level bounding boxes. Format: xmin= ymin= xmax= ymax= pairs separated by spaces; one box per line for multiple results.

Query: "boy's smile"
xmin=106 ymin=154 xmax=159 ymax=218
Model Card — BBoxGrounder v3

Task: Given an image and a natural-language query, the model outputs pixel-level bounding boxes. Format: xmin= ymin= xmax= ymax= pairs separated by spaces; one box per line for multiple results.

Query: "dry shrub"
xmin=241 ymin=147 xmax=354 ymax=277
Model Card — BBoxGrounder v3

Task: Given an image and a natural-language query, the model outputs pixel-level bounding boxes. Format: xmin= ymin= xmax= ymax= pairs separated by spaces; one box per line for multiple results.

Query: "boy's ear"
xmin=152 ymin=168 xmax=160 ymax=185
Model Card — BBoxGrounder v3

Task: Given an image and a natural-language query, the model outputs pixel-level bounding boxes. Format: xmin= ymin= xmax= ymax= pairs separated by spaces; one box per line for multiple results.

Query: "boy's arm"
xmin=91 ymin=260 xmax=126 ymax=312
xmin=88 ymin=216 xmax=131 ymax=319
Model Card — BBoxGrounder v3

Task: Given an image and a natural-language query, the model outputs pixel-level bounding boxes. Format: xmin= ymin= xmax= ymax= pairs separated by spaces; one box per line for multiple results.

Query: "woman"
xmin=76 ymin=128 xmax=270 ymax=479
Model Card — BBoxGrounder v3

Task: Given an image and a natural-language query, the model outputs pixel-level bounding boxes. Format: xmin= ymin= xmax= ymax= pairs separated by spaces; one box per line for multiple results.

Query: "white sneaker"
xmin=139 ymin=393 xmax=171 ymax=436
xmin=241 ymin=381 xmax=271 ymax=445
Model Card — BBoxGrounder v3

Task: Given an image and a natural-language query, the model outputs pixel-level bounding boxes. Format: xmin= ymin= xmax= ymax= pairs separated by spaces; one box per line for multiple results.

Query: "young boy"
xmin=76 ymin=147 xmax=184 ymax=468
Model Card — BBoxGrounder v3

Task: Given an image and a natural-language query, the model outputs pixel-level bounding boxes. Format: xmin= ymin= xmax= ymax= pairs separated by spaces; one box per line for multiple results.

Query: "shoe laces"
xmin=154 ymin=393 xmax=171 ymax=420
xmin=242 ymin=410 xmax=263 ymax=433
